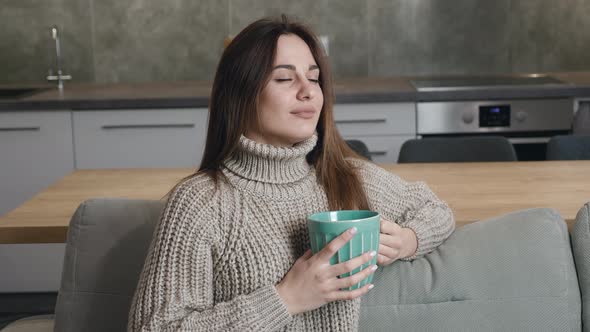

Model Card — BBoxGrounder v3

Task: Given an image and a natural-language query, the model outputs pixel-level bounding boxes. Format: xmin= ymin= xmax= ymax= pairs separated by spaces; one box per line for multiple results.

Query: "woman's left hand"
xmin=377 ymin=218 xmax=418 ymax=266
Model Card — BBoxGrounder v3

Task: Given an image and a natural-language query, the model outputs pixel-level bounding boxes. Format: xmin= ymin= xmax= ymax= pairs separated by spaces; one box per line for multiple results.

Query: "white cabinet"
xmin=343 ymin=135 xmax=414 ymax=164
xmin=0 ymin=243 xmax=65 ymax=292
xmin=334 ymin=103 xmax=416 ymax=163
xmin=0 ymin=104 xmax=413 ymax=216
xmin=73 ymin=108 xmax=208 ymax=169
xmin=0 ymin=111 xmax=74 ymax=216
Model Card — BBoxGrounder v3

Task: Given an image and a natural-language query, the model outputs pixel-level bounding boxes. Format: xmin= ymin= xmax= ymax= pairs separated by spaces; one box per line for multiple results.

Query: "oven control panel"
xmin=416 ymin=98 xmax=573 ymax=134
xmin=479 ymin=105 xmax=510 ymax=127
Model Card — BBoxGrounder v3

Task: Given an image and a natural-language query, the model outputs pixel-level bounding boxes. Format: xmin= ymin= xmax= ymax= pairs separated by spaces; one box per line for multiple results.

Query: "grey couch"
xmin=3 ymin=199 xmax=590 ymax=331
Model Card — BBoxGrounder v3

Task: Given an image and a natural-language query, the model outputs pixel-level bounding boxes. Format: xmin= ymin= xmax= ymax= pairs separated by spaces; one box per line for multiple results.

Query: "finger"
xmin=377 ymin=253 xmax=391 ymax=266
xmin=327 ymin=282 xmax=375 ymax=302
xmin=381 ymin=219 xmax=397 ymax=234
xmin=379 ymin=232 xmax=404 ymax=251
xmin=380 ymin=219 xmax=400 ymax=235
xmin=316 ymin=227 xmax=357 ymax=262
xmin=380 ymin=219 xmax=390 ymax=234
xmin=299 ymin=249 xmax=313 ymax=261
xmin=327 ymin=250 xmax=376 ymax=277
xmin=333 ymin=264 xmax=378 ymax=290
xmin=379 ymin=232 xmax=396 ymax=247
xmin=378 ymin=243 xmax=399 ymax=259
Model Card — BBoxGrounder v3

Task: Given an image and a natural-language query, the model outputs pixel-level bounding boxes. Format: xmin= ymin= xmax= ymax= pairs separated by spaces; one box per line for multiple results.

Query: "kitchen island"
xmin=1 ymin=160 xmax=589 ymax=244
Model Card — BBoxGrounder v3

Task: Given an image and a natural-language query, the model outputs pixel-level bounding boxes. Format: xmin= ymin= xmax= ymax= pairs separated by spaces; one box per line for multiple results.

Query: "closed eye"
xmin=275 ymin=78 xmax=292 ymax=82
xmin=308 ymin=79 xmax=319 ymax=84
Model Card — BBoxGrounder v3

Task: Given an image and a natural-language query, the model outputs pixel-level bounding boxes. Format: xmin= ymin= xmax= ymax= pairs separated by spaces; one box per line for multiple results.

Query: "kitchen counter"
xmin=1 ymin=160 xmax=589 ymax=244
xmin=0 ymin=77 xmax=415 ymax=111
xmin=2 ymin=71 xmax=590 ymax=111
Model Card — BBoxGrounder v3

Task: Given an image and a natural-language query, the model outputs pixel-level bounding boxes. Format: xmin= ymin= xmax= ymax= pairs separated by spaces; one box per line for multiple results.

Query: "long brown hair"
xmin=174 ymin=15 xmax=369 ymax=210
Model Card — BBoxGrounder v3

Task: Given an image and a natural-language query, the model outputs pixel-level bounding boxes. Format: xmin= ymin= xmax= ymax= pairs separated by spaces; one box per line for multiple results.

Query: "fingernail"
xmin=371 ymin=265 xmax=378 ymax=272
xmin=369 ymin=250 xmax=376 ymax=257
xmin=368 ymin=284 xmax=375 ymax=290
xmin=349 ymin=227 xmax=357 ymax=234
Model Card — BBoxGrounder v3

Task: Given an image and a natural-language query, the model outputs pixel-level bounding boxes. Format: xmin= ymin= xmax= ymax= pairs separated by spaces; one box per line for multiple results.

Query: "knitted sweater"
xmin=128 ymin=134 xmax=455 ymax=331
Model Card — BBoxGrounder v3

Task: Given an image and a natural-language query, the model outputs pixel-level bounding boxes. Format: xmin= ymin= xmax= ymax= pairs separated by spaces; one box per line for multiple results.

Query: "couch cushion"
xmin=571 ymin=202 xmax=590 ymax=331
xmin=360 ymin=208 xmax=581 ymax=331
xmin=53 ymin=199 xmax=164 ymax=332
xmin=0 ymin=315 xmax=54 ymax=332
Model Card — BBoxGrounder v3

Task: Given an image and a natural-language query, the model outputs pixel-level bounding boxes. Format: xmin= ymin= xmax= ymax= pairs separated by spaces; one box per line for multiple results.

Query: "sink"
xmin=0 ymin=88 xmax=47 ymax=99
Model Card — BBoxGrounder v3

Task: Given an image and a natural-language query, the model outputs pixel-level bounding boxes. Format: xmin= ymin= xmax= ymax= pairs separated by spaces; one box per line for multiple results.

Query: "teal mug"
xmin=307 ymin=210 xmax=380 ymax=290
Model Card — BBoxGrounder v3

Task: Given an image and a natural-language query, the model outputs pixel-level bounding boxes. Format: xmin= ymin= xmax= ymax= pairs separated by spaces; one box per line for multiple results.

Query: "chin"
xmin=268 ymin=123 xmax=317 ymax=146
xmin=288 ymin=129 xmax=316 ymax=144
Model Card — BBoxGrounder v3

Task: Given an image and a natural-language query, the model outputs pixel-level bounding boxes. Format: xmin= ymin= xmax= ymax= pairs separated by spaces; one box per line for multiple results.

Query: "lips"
xmin=290 ymin=108 xmax=316 ymax=119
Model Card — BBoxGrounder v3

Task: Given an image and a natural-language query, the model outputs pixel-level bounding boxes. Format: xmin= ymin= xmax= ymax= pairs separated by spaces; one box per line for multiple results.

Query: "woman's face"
xmin=246 ymin=34 xmax=324 ymax=147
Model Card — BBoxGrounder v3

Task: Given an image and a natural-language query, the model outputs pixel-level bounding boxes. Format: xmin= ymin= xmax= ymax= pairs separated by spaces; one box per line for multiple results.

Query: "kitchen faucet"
xmin=46 ymin=26 xmax=71 ymax=91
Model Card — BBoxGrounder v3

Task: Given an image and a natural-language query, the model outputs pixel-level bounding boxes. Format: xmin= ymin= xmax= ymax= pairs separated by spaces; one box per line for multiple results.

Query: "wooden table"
xmin=1 ymin=161 xmax=589 ymax=244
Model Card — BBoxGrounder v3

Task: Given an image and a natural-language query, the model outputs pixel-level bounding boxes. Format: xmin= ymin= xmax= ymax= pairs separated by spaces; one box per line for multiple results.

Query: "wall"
xmin=2 ymin=0 xmax=590 ymax=84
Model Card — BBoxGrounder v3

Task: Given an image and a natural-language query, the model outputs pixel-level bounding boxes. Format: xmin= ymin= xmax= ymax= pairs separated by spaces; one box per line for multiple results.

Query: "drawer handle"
xmin=0 ymin=126 xmax=41 ymax=132
xmin=101 ymin=124 xmax=195 ymax=130
xmin=369 ymin=151 xmax=387 ymax=156
xmin=335 ymin=119 xmax=387 ymax=125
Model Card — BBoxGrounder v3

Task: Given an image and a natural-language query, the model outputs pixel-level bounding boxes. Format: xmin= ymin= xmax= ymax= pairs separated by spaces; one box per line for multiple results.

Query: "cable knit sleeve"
xmin=352 ymin=159 xmax=455 ymax=259
xmin=127 ymin=177 xmax=292 ymax=332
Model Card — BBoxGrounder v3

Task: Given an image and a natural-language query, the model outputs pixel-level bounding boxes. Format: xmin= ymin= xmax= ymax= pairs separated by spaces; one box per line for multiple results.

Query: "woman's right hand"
xmin=275 ymin=227 xmax=378 ymax=315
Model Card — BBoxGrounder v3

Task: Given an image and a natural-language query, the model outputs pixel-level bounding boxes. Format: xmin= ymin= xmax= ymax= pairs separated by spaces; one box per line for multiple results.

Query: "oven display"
xmin=479 ymin=105 xmax=511 ymax=127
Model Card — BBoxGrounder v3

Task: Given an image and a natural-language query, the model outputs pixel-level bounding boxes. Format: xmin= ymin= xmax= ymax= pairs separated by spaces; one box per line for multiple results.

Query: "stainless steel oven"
xmin=415 ymin=99 xmax=574 ymax=160
xmin=411 ymin=76 xmax=575 ymax=161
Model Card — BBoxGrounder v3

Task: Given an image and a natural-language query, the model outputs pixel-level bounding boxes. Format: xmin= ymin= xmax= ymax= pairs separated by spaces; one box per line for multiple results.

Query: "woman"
xmin=128 ymin=15 xmax=454 ymax=331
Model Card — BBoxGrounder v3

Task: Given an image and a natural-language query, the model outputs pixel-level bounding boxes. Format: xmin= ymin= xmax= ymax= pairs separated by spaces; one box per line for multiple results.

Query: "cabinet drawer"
xmin=73 ymin=109 xmax=208 ymax=169
xmin=343 ymin=135 xmax=415 ymax=164
xmin=0 ymin=111 xmax=74 ymax=216
xmin=334 ymin=103 xmax=416 ymax=136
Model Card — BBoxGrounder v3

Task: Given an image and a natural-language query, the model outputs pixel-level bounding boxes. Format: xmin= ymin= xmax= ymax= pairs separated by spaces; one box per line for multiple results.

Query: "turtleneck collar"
xmin=223 ymin=134 xmax=318 ymax=185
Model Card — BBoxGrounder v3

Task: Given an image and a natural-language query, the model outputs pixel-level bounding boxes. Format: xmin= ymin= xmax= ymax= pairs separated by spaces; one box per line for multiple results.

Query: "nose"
xmin=296 ymin=76 xmax=314 ymax=101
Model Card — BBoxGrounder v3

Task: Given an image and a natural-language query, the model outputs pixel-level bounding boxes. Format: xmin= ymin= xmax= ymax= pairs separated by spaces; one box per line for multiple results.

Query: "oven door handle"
xmin=508 ymin=137 xmax=550 ymax=144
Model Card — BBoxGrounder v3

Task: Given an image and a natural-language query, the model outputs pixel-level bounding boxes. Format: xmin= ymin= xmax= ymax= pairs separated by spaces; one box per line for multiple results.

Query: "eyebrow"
xmin=273 ymin=64 xmax=320 ymax=71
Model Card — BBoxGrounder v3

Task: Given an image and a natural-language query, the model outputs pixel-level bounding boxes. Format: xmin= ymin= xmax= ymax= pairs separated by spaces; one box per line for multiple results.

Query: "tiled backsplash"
xmin=2 ymin=0 xmax=590 ymax=84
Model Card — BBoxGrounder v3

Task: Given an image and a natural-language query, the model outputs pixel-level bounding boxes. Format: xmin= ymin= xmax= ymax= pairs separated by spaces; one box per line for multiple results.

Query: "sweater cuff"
xmin=399 ymin=225 xmax=420 ymax=261
xmin=399 ymin=221 xmax=434 ymax=261
xmin=398 ymin=202 xmax=455 ymax=261
xmin=249 ymin=285 xmax=292 ymax=330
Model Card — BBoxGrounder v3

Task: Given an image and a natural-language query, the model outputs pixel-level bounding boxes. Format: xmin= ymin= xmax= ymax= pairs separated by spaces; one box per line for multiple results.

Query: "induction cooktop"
xmin=410 ymin=75 xmax=568 ymax=92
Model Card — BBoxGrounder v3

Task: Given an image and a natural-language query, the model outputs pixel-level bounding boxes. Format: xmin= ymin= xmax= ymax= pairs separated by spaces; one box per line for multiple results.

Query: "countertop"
xmin=1 ymin=160 xmax=589 ymax=244
xmin=2 ymin=72 xmax=590 ymax=111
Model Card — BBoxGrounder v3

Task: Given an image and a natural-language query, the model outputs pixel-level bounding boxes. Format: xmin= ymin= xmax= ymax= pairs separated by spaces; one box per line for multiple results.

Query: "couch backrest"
xmin=53 ymin=198 xmax=164 ymax=332
xmin=53 ymin=199 xmax=582 ymax=332
xmin=571 ymin=202 xmax=590 ymax=331
xmin=360 ymin=207 xmax=581 ymax=331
